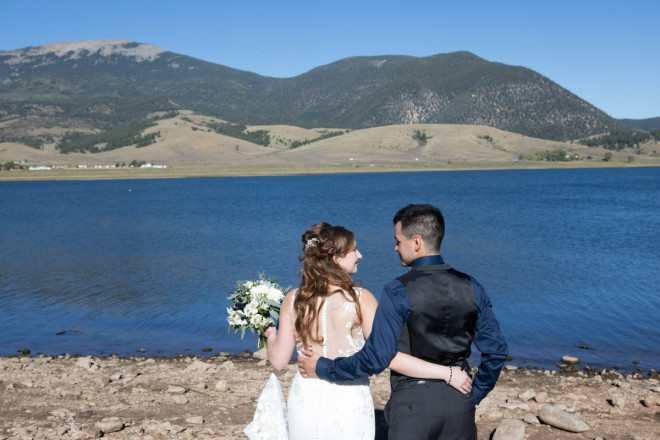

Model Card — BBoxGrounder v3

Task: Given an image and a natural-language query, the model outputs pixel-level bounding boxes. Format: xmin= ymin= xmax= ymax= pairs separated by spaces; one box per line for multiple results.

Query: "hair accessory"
xmin=304 ymin=238 xmax=319 ymax=250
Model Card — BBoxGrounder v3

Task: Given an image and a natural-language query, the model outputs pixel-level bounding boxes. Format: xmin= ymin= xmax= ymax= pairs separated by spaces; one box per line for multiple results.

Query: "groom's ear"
xmin=412 ymin=235 xmax=423 ymax=252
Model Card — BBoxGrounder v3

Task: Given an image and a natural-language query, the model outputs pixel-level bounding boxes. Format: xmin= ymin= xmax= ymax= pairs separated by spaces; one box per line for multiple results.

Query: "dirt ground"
xmin=1 ymin=353 xmax=658 ymax=439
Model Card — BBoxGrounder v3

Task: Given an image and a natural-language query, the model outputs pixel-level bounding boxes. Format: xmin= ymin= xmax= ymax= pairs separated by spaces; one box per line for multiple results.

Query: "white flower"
xmin=244 ymin=300 xmax=259 ymax=316
xmin=251 ymin=284 xmax=270 ymax=297
xmin=267 ymin=287 xmax=284 ymax=302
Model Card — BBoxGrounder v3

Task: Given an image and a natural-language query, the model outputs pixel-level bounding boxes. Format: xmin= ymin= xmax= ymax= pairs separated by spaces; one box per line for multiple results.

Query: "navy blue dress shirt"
xmin=315 ymin=255 xmax=508 ymax=404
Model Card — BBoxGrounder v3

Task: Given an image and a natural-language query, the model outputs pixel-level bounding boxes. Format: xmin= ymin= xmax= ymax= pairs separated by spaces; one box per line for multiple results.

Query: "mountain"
xmin=620 ymin=117 xmax=660 ymax=132
xmin=0 ymin=39 xmax=625 ymax=151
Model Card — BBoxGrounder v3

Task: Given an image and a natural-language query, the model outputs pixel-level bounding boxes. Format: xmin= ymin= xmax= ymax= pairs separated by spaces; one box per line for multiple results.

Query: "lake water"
xmin=1 ymin=167 xmax=658 ymax=372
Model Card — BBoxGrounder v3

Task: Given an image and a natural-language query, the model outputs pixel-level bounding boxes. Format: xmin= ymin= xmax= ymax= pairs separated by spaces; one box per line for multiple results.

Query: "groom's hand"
xmin=297 ymin=347 xmax=320 ymax=378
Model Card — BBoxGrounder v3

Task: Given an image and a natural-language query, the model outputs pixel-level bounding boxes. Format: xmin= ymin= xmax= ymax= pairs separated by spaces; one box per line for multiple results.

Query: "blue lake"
xmin=1 ymin=167 xmax=658 ymax=372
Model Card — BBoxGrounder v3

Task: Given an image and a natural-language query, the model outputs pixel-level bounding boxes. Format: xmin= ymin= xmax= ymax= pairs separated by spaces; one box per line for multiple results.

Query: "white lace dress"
xmin=287 ymin=289 xmax=375 ymax=440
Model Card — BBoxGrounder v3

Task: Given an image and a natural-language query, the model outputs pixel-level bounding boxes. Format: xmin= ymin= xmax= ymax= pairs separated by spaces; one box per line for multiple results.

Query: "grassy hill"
xmin=3 ymin=110 xmax=657 ymax=179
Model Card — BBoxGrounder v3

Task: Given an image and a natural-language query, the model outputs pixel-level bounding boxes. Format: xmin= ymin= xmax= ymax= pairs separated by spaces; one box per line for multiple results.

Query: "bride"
xmin=262 ymin=222 xmax=472 ymax=439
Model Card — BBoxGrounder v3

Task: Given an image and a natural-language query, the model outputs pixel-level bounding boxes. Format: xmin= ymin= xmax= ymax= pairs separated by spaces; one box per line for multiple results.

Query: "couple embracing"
xmin=262 ymin=204 xmax=508 ymax=439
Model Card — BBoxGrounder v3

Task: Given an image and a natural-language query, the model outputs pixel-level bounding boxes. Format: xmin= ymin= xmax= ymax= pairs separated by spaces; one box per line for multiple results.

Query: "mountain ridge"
xmin=0 ymin=39 xmax=649 ymax=155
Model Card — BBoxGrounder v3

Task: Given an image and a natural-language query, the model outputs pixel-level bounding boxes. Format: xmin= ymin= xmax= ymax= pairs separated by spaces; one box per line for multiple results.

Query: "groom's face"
xmin=394 ymin=222 xmax=416 ymax=267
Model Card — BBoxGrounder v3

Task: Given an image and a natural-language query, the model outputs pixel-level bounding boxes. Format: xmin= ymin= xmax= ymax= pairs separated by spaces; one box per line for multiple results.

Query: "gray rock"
xmin=123 ymin=366 xmax=140 ymax=378
xmin=518 ymin=389 xmax=536 ymax=401
xmin=561 ymin=355 xmax=580 ymax=364
xmin=167 ymin=385 xmax=187 ymax=394
xmin=609 ymin=392 xmax=626 ymax=408
xmin=534 ymin=391 xmax=549 ymax=403
xmin=500 ymin=402 xmax=530 ymax=411
xmin=94 ymin=377 xmax=111 ymax=387
xmin=185 ymin=416 xmax=204 ymax=424
xmin=485 ymin=410 xmax=504 ymax=420
xmin=56 ymin=387 xmax=82 ymax=397
xmin=218 ymin=359 xmax=236 ymax=370
xmin=95 ymin=418 xmax=124 ymax=433
xmin=641 ymin=393 xmax=660 ymax=407
xmin=492 ymin=418 xmax=525 ymax=440
xmin=252 ymin=347 xmax=268 ymax=360
xmin=522 ymin=413 xmax=540 ymax=425
xmin=538 ymin=404 xmax=590 ymax=432
xmin=76 ymin=357 xmax=94 ymax=370
xmin=186 ymin=359 xmax=212 ymax=372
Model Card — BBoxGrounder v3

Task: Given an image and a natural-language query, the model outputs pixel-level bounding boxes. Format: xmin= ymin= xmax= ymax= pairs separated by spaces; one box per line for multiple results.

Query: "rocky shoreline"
xmin=1 ymin=352 xmax=658 ymax=440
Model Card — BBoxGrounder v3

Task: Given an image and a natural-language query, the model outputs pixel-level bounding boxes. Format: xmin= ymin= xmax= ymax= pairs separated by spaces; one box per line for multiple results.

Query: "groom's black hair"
xmin=393 ymin=204 xmax=445 ymax=252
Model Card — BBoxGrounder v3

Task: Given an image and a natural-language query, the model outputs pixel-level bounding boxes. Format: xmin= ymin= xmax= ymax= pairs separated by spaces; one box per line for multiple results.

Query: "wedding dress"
xmin=287 ymin=289 xmax=375 ymax=440
xmin=245 ymin=289 xmax=374 ymax=440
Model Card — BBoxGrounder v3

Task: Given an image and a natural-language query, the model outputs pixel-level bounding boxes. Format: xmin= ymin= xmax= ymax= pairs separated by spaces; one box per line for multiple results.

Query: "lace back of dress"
xmin=293 ymin=289 xmax=365 ymax=360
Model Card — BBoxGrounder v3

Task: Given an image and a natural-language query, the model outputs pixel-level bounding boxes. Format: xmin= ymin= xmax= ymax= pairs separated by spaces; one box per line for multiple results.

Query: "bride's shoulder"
xmin=357 ymin=287 xmax=377 ymax=302
xmin=284 ymin=288 xmax=298 ymax=299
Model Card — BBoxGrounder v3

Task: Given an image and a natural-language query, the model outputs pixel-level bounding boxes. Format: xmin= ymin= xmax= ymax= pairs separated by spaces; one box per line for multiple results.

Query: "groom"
xmin=298 ymin=203 xmax=508 ymax=439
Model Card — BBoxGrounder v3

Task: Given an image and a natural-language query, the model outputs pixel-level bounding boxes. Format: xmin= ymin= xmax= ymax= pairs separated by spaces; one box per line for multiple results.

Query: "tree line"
xmin=578 ymin=129 xmax=660 ymax=151
xmin=57 ymin=123 xmax=161 ymax=154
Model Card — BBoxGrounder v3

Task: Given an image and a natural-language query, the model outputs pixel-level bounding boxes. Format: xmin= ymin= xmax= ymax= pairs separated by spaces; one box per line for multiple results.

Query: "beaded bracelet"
xmin=448 ymin=366 xmax=453 ymax=385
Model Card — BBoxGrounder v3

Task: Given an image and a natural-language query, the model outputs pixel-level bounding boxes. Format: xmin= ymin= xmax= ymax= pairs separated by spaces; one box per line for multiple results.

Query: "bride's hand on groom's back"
xmin=450 ymin=368 xmax=473 ymax=394
xmin=297 ymin=347 xmax=320 ymax=378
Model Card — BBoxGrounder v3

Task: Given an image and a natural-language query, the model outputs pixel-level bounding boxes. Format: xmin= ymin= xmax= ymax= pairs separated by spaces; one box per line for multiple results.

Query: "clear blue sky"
xmin=2 ymin=0 xmax=658 ymax=119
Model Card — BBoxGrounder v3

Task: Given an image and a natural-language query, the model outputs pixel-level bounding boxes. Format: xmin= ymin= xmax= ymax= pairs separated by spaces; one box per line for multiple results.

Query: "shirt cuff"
xmin=316 ymin=356 xmax=332 ymax=380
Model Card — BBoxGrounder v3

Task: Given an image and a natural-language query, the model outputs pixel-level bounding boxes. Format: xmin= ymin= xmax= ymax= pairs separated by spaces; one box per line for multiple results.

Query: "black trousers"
xmin=384 ymin=381 xmax=477 ymax=440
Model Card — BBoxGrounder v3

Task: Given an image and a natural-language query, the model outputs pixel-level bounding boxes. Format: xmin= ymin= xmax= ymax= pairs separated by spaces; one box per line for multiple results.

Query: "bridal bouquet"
xmin=227 ymin=274 xmax=288 ymax=348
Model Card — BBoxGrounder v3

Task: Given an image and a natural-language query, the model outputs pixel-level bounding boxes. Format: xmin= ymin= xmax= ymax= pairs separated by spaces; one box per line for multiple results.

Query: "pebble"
xmin=609 ymin=392 xmax=626 ymax=408
xmin=218 ymin=359 xmax=236 ymax=370
xmin=485 ymin=410 xmax=504 ymax=420
xmin=56 ymin=387 xmax=82 ymax=397
xmin=167 ymin=385 xmax=187 ymax=395
xmin=123 ymin=366 xmax=140 ymax=378
xmin=186 ymin=416 xmax=205 ymax=424
xmin=641 ymin=393 xmax=660 ymax=407
xmin=492 ymin=418 xmax=525 ymax=440
xmin=186 ymin=359 xmax=212 ymax=372
xmin=95 ymin=418 xmax=124 ymax=433
xmin=252 ymin=347 xmax=268 ymax=361
xmin=76 ymin=357 xmax=94 ymax=370
xmin=215 ymin=380 xmax=229 ymax=392
xmin=538 ymin=404 xmax=590 ymax=433
xmin=172 ymin=395 xmax=189 ymax=404
xmin=95 ymin=377 xmax=111 ymax=387
xmin=518 ymin=389 xmax=536 ymax=401
xmin=561 ymin=355 xmax=580 ymax=364
xmin=522 ymin=413 xmax=540 ymax=425
xmin=500 ymin=402 xmax=530 ymax=411
xmin=534 ymin=391 xmax=548 ymax=403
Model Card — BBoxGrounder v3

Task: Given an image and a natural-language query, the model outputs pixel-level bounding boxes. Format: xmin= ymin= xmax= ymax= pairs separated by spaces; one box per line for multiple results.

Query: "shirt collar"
xmin=411 ymin=254 xmax=445 ymax=267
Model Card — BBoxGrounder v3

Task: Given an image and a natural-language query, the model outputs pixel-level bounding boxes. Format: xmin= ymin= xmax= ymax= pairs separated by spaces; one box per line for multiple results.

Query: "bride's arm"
xmin=360 ymin=289 xmax=472 ymax=394
xmin=389 ymin=353 xmax=471 ymax=394
xmin=263 ymin=289 xmax=297 ymax=371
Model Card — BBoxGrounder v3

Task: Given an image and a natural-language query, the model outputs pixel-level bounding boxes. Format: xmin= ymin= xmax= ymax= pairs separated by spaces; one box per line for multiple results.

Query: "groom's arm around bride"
xmin=299 ymin=203 xmax=508 ymax=439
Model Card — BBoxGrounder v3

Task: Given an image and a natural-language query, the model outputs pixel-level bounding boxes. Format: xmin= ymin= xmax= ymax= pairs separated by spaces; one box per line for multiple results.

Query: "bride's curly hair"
xmin=294 ymin=222 xmax=362 ymax=348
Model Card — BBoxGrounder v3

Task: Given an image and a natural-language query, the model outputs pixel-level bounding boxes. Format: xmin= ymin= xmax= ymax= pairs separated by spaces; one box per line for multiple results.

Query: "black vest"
xmin=391 ymin=264 xmax=478 ymax=388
